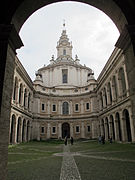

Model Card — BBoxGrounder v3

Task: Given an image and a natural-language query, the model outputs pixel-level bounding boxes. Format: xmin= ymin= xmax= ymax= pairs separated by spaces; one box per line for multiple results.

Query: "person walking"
xmin=64 ymin=136 xmax=67 ymax=145
xmin=70 ymin=136 xmax=73 ymax=145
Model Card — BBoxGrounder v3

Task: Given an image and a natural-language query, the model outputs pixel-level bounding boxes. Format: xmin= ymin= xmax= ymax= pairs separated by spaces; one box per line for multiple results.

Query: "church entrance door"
xmin=62 ymin=123 xmax=70 ymax=138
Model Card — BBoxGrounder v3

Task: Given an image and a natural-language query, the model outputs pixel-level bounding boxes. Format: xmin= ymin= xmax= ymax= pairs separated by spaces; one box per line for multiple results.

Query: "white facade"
xmin=9 ymin=25 xmax=135 ymax=143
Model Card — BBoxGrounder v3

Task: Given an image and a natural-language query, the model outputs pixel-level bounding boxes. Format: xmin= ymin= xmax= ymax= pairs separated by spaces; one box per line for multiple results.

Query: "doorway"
xmin=62 ymin=122 xmax=70 ymax=138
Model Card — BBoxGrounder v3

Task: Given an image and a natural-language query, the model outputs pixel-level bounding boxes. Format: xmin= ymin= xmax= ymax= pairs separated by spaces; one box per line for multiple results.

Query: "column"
xmin=109 ymin=121 xmax=113 ymax=138
xmin=81 ymin=121 xmax=85 ymax=138
xmin=80 ymin=100 xmax=84 ymax=113
xmin=58 ymin=123 xmax=62 ymax=139
xmin=114 ymin=118 xmax=120 ymax=141
xmin=102 ymin=90 xmax=106 ymax=108
xmin=23 ymin=123 xmax=27 ymax=142
xmin=106 ymin=86 xmax=111 ymax=106
xmin=70 ymin=123 xmax=74 ymax=137
xmin=47 ymin=123 xmax=51 ymax=139
xmin=128 ymin=108 xmax=135 ymax=142
xmin=105 ymin=122 xmax=109 ymax=140
xmin=123 ymin=63 xmax=129 ymax=96
xmin=18 ymin=120 xmax=22 ymax=143
xmin=111 ymin=80 xmax=117 ymax=103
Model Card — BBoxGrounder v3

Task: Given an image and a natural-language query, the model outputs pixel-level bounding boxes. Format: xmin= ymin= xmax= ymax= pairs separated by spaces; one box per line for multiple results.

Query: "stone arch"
xmin=115 ymin=112 xmax=122 ymax=141
xmin=10 ymin=114 xmax=16 ymax=144
xmin=109 ymin=115 xmax=115 ymax=140
xmin=12 ymin=1 xmax=128 ymax=33
xmin=123 ymin=109 xmax=132 ymax=142
xmin=118 ymin=67 xmax=126 ymax=96
xmin=16 ymin=117 xmax=22 ymax=143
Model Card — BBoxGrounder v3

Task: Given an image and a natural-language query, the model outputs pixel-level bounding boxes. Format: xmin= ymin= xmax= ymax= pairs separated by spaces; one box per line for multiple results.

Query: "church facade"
xmin=9 ymin=27 xmax=135 ymax=144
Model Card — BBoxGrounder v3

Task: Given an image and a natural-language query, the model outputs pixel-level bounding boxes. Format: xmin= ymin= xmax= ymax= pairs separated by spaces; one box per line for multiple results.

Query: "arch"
xmin=10 ymin=114 xmax=16 ymax=144
xmin=101 ymin=119 xmax=105 ymax=137
xmin=16 ymin=117 xmax=22 ymax=143
xmin=12 ymin=1 xmax=127 ymax=33
xmin=123 ymin=109 xmax=132 ymax=142
xmin=62 ymin=122 xmax=70 ymax=138
xmin=115 ymin=112 xmax=122 ymax=141
xmin=62 ymin=102 xmax=69 ymax=115
xmin=110 ymin=115 xmax=115 ymax=140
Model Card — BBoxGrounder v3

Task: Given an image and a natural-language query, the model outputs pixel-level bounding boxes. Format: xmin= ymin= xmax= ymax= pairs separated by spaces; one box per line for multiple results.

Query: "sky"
xmin=16 ymin=1 xmax=120 ymax=81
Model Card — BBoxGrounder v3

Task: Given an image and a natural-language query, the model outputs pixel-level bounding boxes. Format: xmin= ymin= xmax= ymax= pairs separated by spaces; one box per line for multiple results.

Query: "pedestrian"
xmin=64 ymin=136 xmax=67 ymax=145
xmin=109 ymin=136 xmax=112 ymax=144
xmin=101 ymin=135 xmax=105 ymax=144
xmin=98 ymin=135 xmax=102 ymax=144
xmin=70 ymin=136 xmax=73 ymax=145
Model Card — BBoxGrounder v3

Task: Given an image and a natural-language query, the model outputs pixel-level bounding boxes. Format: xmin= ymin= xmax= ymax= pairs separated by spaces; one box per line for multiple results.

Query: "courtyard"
xmin=8 ymin=140 xmax=135 ymax=180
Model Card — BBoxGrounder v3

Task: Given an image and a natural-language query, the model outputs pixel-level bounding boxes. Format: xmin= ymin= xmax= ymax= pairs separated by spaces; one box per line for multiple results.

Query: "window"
xmin=52 ymin=127 xmax=56 ymax=134
xmin=75 ymin=104 xmax=79 ymax=111
xmin=76 ymin=126 xmax=80 ymax=133
xmin=87 ymin=126 xmax=90 ymax=132
xmin=52 ymin=104 xmax=56 ymax=112
xmin=63 ymin=102 xmax=69 ymax=115
xmin=63 ymin=49 xmax=66 ymax=55
xmin=41 ymin=103 xmax=45 ymax=111
xmin=86 ymin=102 xmax=90 ymax=110
xmin=62 ymin=69 xmax=68 ymax=83
xmin=41 ymin=127 xmax=44 ymax=133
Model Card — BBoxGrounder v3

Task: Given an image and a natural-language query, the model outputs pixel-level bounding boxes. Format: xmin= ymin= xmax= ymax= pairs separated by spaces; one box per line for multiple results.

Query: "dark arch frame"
xmin=1 ymin=1 xmax=135 ymax=179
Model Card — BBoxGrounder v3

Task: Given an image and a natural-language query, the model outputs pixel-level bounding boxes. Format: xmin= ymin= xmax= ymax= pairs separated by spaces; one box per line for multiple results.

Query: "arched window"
xmin=63 ymin=102 xmax=69 ymax=115
xmin=62 ymin=69 xmax=68 ymax=83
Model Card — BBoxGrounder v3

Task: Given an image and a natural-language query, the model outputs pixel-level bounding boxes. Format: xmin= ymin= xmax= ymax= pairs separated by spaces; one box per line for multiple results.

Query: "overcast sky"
xmin=17 ymin=1 xmax=120 ymax=81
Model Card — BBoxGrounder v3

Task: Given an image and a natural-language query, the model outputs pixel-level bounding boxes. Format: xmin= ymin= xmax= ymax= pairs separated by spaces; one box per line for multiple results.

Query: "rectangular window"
xmin=52 ymin=127 xmax=56 ymax=133
xmin=76 ymin=126 xmax=80 ymax=133
xmin=86 ymin=102 xmax=90 ymax=110
xmin=41 ymin=103 xmax=45 ymax=111
xmin=41 ymin=127 xmax=44 ymax=133
xmin=52 ymin=104 xmax=56 ymax=112
xmin=75 ymin=104 xmax=79 ymax=111
xmin=62 ymin=69 xmax=68 ymax=83
xmin=87 ymin=126 xmax=90 ymax=132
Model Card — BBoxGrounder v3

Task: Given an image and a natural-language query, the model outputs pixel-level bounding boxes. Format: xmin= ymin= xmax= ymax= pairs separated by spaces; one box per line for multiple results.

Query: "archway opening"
xmin=123 ymin=109 xmax=132 ymax=142
xmin=62 ymin=122 xmax=70 ymax=138
xmin=116 ymin=112 xmax=122 ymax=141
